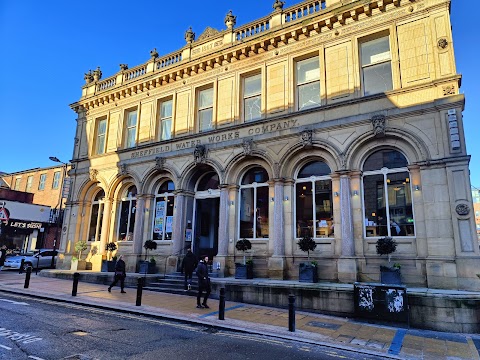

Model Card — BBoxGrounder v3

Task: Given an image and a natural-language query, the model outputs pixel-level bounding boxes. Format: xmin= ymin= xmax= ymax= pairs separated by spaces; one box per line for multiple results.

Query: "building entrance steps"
xmin=1 ymin=270 xmax=480 ymax=359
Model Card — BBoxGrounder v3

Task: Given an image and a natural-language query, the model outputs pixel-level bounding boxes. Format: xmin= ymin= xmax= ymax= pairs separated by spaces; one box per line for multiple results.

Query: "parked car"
xmin=2 ymin=249 xmax=58 ymax=270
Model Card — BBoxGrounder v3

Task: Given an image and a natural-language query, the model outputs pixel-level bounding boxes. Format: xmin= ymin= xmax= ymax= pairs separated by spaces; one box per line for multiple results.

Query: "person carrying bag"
xmin=195 ymin=255 xmax=211 ymax=309
xmin=108 ymin=255 xmax=127 ymax=293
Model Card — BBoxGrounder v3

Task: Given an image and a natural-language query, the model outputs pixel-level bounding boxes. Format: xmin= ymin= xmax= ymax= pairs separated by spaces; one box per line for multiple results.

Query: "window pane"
xmin=161 ymin=119 xmax=172 ymax=141
xmin=315 ymin=180 xmax=333 ymax=220
xmin=128 ymin=200 xmax=136 ymax=237
xmin=153 ymin=198 xmax=166 ymax=240
xmin=88 ymin=204 xmax=100 ymax=241
xmin=118 ymin=200 xmax=130 ymax=241
xmin=199 ymin=108 xmax=213 ymax=132
xmin=26 ymin=176 xmax=33 ymax=192
xmin=363 ymin=62 xmax=393 ymax=95
xmin=387 ymin=172 xmax=414 ymax=237
xmin=97 ymin=135 xmax=106 ymax=154
xmin=14 ymin=179 xmax=21 ymax=190
xmin=298 ymin=82 xmax=321 ymax=110
xmin=159 ymin=181 xmax=175 ymax=193
xmin=297 ymin=57 xmax=320 ymax=84
xmin=244 ymin=74 xmax=261 ymax=96
xmin=364 ymin=150 xmax=408 ymax=171
xmin=240 ymin=188 xmax=254 ymax=238
xmin=98 ymin=119 xmax=107 ymax=135
xmin=199 ymin=88 xmax=213 ymax=108
xmin=197 ymin=172 xmax=219 ymax=191
xmin=296 ymin=182 xmax=313 ymax=237
xmin=363 ymin=174 xmax=388 ymax=237
xmin=161 ymin=100 xmax=172 ymax=118
xmin=52 ymin=172 xmax=61 ymax=189
xmin=127 ymin=128 xmax=136 ymax=148
xmin=127 ymin=111 xmax=137 ymax=127
xmin=361 ymin=36 xmax=390 ymax=66
xmin=242 ymin=167 xmax=269 ymax=185
xmin=256 ymin=186 xmax=269 ymax=238
xmin=165 ymin=195 xmax=174 ymax=240
xmin=244 ymin=96 xmax=261 ymax=122
xmin=298 ymin=161 xmax=331 ymax=178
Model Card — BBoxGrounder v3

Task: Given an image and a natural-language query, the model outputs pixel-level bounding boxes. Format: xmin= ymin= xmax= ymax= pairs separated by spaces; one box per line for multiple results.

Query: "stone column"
xmin=268 ymin=179 xmax=286 ymax=279
xmin=132 ymin=195 xmax=145 ymax=255
xmin=213 ymin=184 xmax=230 ymax=277
xmin=99 ymin=198 xmax=112 ymax=257
xmin=171 ymin=191 xmax=186 ymax=256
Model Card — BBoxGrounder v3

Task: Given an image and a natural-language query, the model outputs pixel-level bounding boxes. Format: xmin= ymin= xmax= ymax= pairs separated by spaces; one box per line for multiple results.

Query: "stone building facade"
xmin=64 ymin=0 xmax=479 ymax=290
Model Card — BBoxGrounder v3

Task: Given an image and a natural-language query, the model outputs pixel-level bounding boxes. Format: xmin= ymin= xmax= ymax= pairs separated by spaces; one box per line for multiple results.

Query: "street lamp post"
xmin=49 ymin=156 xmax=68 ymax=269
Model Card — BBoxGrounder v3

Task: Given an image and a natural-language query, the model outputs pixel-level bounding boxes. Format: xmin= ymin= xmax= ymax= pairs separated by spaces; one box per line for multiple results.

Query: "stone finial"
xmin=84 ymin=70 xmax=94 ymax=84
xmin=185 ymin=27 xmax=195 ymax=44
xmin=119 ymin=64 xmax=128 ymax=71
xmin=301 ymin=130 xmax=313 ymax=147
xmin=273 ymin=0 xmax=285 ymax=12
xmin=194 ymin=145 xmax=207 ymax=164
xmin=92 ymin=67 xmax=102 ymax=81
xmin=150 ymin=48 xmax=159 ymax=59
xmin=371 ymin=115 xmax=386 ymax=138
xmin=224 ymin=10 xmax=237 ymax=30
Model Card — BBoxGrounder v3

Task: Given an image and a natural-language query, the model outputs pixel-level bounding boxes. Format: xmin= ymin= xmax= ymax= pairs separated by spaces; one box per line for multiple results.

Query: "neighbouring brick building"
xmin=63 ymin=0 xmax=478 ymax=291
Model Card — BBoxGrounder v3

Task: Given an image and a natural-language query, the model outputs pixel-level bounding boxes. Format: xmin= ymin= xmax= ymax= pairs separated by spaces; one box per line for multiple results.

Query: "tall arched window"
xmin=117 ymin=185 xmax=137 ymax=241
xmin=152 ymin=180 xmax=175 ymax=240
xmin=362 ymin=149 xmax=415 ymax=238
xmin=88 ymin=190 xmax=105 ymax=242
xmin=295 ymin=161 xmax=333 ymax=238
xmin=238 ymin=167 xmax=269 ymax=239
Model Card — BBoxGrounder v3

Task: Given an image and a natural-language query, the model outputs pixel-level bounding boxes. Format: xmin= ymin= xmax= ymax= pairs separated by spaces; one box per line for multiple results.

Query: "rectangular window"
xmin=159 ymin=100 xmax=173 ymax=141
xmin=125 ymin=110 xmax=138 ymax=148
xmin=26 ymin=176 xmax=33 ymax=192
xmin=14 ymin=178 xmax=21 ymax=191
xmin=52 ymin=171 xmax=61 ymax=189
xmin=198 ymin=87 xmax=214 ymax=132
xmin=360 ymin=35 xmax=393 ymax=95
xmin=297 ymin=56 xmax=321 ymax=110
xmin=243 ymin=73 xmax=262 ymax=122
xmin=96 ymin=118 xmax=107 ymax=154
xmin=38 ymin=174 xmax=47 ymax=190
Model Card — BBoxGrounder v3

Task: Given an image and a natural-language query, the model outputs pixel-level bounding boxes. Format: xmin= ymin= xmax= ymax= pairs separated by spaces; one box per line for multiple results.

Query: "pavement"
xmin=1 ymin=270 xmax=479 ymax=360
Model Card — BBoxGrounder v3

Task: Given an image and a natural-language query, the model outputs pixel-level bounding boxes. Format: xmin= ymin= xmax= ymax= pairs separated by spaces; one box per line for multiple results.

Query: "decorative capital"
xmin=194 ymin=145 xmax=207 ymax=164
xmin=224 ymin=10 xmax=237 ymax=30
xmin=437 ymin=38 xmax=448 ymax=50
xmin=84 ymin=70 xmax=94 ymax=84
xmin=92 ymin=66 xmax=102 ymax=81
xmin=273 ymin=0 xmax=285 ymax=12
xmin=242 ymin=139 xmax=254 ymax=156
xmin=89 ymin=169 xmax=98 ymax=182
xmin=150 ymin=48 xmax=158 ymax=59
xmin=155 ymin=156 xmax=165 ymax=170
xmin=455 ymin=204 xmax=470 ymax=216
xmin=371 ymin=115 xmax=386 ymax=138
xmin=119 ymin=63 xmax=128 ymax=71
xmin=301 ymin=130 xmax=313 ymax=147
xmin=185 ymin=27 xmax=195 ymax=44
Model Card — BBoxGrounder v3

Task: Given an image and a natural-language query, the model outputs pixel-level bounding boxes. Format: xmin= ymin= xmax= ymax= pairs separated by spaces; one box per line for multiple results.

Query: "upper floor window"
xmin=152 ymin=180 xmax=175 ymax=241
xmin=88 ymin=190 xmax=105 ymax=242
xmin=14 ymin=178 xmax=21 ymax=191
xmin=362 ymin=149 xmax=415 ymax=238
xmin=243 ymin=73 xmax=262 ymax=122
xmin=26 ymin=176 xmax=33 ymax=192
xmin=198 ymin=87 xmax=214 ymax=132
xmin=117 ymin=185 xmax=137 ymax=241
xmin=38 ymin=174 xmax=47 ymax=190
xmin=238 ymin=167 xmax=269 ymax=240
xmin=125 ymin=110 xmax=138 ymax=148
xmin=159 ymin=99 xmax=173 ymax=141
xmin=52 ymin=171 xmax=61 ymax=189
xmin=296 ymin=56 xmax=321 ymax=110
xmin=360 ymin=35 xmax=393 ymax=96
xmin=96 ymin=118 xmax=107 ymax=154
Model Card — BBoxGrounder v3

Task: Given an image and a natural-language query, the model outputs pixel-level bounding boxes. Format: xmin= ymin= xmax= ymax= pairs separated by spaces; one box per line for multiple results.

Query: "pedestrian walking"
xmin=108 ymin=255 xmax=126 ymax=293
xmin=0 ymin=245 xmax=7 ymax=271
xmin=195 ymin=255 xmax=211 ymax=309
xmin=181 ymin=247 xmax=197 ymax=291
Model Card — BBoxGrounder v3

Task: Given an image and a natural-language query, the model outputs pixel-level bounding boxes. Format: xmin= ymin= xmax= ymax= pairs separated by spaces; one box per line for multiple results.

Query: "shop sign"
xmin=8 ymin=220 xmax=43 ymax=230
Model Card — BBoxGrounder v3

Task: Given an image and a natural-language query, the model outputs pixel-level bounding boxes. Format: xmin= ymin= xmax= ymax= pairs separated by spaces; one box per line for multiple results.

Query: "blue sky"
xmin=0 ymin=1 xmax=478 ymax=186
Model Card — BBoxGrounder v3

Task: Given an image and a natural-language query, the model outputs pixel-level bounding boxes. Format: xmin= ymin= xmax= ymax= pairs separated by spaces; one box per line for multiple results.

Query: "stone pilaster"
xmin=171 ymin=191 xmax=186 ymax=256
xmin=99 ymin=198 xmax=112 ymax=256
xmin=132 ymin=195 xmax=145 ymax=255
xmin=268 ymin=179 xmax=286 ymax=279
xmin=217 ymin=184 xmax=230 ymax=256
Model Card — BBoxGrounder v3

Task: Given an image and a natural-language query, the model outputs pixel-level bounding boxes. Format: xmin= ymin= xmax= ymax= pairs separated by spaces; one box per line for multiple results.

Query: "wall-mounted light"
xmin=230 ymin=200 xmax=234 ymax=206
xmin=271 ymin=197 xmax=275 ymax=202
xmin=352 ymin=190 xmax=359 ymax=196
xmin=414 ymin=185 xmax=421 ymax=191
xmin=284 ymin=196 xmax=289 ymax=201
xmin=334 ymin=192 xmax=339 ymax=197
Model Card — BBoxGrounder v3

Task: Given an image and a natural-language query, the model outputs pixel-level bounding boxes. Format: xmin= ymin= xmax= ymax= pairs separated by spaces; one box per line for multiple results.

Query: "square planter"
xmin=380 ymin=266 xmax=401 ymax=284
xmin=101 ymin=260 xmax=116 ymax=272
xmin=235 ymin=263 xmax=253 ymax=279
xmin=299 ymin=263 xmax=318 ymax=283
xmin=139 ymin=261 xmax=156 ymax=274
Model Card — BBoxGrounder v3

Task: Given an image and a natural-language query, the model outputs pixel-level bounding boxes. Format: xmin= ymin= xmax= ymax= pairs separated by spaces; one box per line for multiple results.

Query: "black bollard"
xmin=136 ymin=277 xmax=144 ymax=306
xmin=19 ymin=259 xmax=25 ymax=274
xmin=219 ymin=288 xmax=226 ymax=320
xmin=24 ymin=266 xmax=32 ymax=289
xmin=288 ymin=294 xmax=295 ymax=332
xmin=72 ymin=272 xmax=80 ymax=296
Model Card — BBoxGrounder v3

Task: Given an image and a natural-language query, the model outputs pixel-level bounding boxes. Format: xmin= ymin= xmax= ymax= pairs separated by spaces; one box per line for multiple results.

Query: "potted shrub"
xmin=74 ymin=240 xmax=88 ymax=270
xmin=139 ymin=240 xmax=157 ymax=274
xmin=102 ymin=242 xmax=117 ymax=272
xmin=235 ymin=238 xmax=253 ymax=279
xmin=297 ymin=233 xmax=318 ymax=283
xmin=376 ymin=236 xmax=401 ymax=284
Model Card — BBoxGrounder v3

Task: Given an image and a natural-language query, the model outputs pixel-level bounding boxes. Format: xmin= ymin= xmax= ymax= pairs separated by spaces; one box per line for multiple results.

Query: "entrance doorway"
xmin=193 ymin=197 xmax=219 ymax=259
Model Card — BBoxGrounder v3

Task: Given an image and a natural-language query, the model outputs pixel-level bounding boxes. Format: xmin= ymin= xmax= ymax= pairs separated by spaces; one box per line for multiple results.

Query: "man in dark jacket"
xmin=181 ymin=248 xmax=197 ymax=290
xmin=195 ymin=255 xmax=211 ymax=309
xmin=108 ymin=255 xmax=126 ymax=293
xmin=0 ymin=245 xmax=7 ymax=271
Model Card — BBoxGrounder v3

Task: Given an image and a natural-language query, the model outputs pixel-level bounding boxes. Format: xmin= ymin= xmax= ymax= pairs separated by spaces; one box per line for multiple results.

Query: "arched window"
xmin=362 ymin=149 xmax=415 ymax=238
xmin=238 ymin=167 xmax=269 ymax=239
xmin=295 ymin=161 xmax=333 ymax=238
xmin=117 ymin=185 xmax=137 ymax=241
xmin=152 ymin=180 xmax=175 ymax=240
xmin=88 ymin=190 xmax=105 ymax=242
xmin=196 ymin=172 xmax=219 ymax=191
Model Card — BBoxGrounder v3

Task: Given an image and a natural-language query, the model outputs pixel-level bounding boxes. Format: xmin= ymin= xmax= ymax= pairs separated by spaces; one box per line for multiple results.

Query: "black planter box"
xmin=380 ymin=266 xmax=401 ymax=284
xmin=235 ymin=263 xmax=253 ymax=279
xmin=101 ymin=260 xmax=116 ymax=272
xmin=139 ymin=261 xmax=156 ymax=274
xmin=299 ymin=263 xmax=318 ymax=283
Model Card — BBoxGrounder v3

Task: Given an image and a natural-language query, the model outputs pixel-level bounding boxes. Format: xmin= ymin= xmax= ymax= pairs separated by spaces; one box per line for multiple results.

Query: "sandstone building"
xmin=64 ymin=0 xmax=478 ymax=290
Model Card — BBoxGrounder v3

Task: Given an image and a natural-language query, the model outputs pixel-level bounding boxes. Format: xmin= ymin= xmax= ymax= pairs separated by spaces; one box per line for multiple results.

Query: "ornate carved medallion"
xmin=437 ymin=38 xmax=448 ymax=49
xmin=197 ymin=27 xmax=220 ymax=42
xmin=371 ymin=115 xmax=386 ymax=138
xmin=455 ymin=204 xmax=470 ymax=216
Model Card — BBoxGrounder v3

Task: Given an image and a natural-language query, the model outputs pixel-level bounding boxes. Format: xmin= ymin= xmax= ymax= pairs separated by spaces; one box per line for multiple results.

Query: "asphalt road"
xmin=0 ymin=292 xmax=384 ymax=360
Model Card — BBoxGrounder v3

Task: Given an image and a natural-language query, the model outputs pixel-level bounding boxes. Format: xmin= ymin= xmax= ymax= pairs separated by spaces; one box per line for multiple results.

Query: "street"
xmin=0 ymin=292 xmax=383 ymax=360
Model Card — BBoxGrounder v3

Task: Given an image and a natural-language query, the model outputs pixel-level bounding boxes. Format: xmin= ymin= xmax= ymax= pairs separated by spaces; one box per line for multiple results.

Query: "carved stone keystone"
xmin=371 ymin=115 xmax=386 ymax=138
